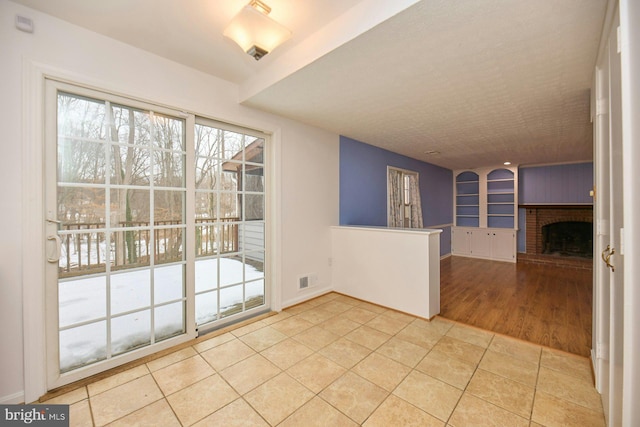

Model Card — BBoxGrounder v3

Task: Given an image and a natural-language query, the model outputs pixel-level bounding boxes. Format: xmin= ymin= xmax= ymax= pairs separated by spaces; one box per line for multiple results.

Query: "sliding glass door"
xmin=45 ymin=81 xmax=268 ymax=389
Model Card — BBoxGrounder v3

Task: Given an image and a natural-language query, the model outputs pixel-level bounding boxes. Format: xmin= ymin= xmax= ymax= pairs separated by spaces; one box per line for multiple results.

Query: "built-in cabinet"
xmin=452 ymin=166 xmax=518 ymax=262
xmin=451 ymin=227 xmax=516 ymax=262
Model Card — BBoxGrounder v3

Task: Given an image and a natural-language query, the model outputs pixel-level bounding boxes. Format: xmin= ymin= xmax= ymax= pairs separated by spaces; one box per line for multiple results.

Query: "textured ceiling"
xmin=11 ymin=0 xmax=607 ymax=170
xmin=243 ymin=0 xmax=607 ymax=169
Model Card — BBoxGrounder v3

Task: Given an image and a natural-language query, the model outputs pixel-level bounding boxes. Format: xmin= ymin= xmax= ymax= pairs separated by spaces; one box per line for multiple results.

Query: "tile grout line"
xmin=350 ymin=320 xmax=427 ymax=426
xmin=275 ymin=305 xmax=406 ymax=425
xmin=239 ymin=395 xmax=272 ymax=426
xmin=529 ymin=346 xmax=544 ymax=424
xmin=443 ymin=332 xmax=493 ymax=425
xmin=147 ymin=360 xmax=186 ymax=427
xmin=85 ymin=386 xmax=97 ymax=427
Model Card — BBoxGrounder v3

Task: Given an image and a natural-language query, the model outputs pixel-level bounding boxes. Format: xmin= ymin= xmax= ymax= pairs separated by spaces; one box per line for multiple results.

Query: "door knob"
xmin=601 ymin=245 xmax=615 ymax=272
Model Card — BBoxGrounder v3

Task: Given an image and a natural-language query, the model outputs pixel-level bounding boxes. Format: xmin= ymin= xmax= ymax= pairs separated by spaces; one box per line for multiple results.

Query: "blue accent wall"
xmin=439 ymin=226 xmax=452 ymax=256
xmin=339 ymin=136 xmax=453 ymax=255
xmin=519 ymin=162 xmax=593 ymax=204
xmin=517 ymin=162 xmax=593 ymax=252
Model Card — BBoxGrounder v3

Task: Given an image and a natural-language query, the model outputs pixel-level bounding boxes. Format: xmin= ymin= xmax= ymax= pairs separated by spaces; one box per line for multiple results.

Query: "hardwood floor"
xmin=440 ymin=256 xmax=593 ymax=357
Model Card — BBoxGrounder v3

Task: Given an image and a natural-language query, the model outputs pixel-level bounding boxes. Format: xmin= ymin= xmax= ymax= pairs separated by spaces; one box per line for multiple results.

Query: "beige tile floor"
xmin=43 ymin=293 xmax=606 ymax=426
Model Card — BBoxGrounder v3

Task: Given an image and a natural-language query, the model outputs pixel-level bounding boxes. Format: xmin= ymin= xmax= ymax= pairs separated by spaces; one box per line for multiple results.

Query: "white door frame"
xmin=620 ymin=0 xmax=640 ymax=424
xmin=593 ymin=0 xmax=640 ymax=424
xmin=22 ymin=61 xmax=49 ymax=404
xmin=593 ymin=6 xmax=624 ymax=426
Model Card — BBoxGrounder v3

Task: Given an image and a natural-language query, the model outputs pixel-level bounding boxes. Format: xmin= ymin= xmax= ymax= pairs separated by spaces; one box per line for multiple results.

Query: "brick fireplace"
xmin=519 ymin=205 xmax=593 ymax=270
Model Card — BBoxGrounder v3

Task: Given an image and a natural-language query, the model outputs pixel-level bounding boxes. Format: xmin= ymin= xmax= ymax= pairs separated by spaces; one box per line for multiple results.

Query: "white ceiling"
xmin=11 ymin=0 xmax=607 ymax=170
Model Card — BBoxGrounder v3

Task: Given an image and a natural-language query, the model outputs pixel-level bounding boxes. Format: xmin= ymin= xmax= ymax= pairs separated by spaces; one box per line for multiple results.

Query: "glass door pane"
xmin=53 ymin=90 xmax=187 ymax=376
xmin=194 ymin=121 xmax=267 ymax=329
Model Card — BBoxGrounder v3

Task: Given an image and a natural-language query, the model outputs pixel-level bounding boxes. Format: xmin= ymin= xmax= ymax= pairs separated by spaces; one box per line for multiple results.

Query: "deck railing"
xmin=59 ymin=218 xmax=239 ymax=277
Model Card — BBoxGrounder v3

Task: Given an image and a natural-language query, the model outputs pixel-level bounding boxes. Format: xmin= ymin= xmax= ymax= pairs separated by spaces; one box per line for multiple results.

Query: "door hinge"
xmin=596 ymin=98 xmax=608 ymax=116
xmin=597 ymin=342 xmax=610 ymax=360
xmin=597 ymin=219 xmax=609 ymax=236
xmin=617 ymin=26 xmax=621 ymax=54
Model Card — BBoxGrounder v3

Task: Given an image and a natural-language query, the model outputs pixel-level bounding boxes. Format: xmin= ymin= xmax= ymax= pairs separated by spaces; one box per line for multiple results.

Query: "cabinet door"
xmin=491 ymin=230 xmax=515 ymax=261
xmin=452 ymin=228 xmax=471 ymax=255
xmin=470 ymin=230 xmax=491 ymax=258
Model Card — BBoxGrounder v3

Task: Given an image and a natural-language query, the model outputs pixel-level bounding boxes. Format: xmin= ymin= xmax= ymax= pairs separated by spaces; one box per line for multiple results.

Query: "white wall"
xmin=0 ymin=0 xmax=338 ymax=402
xmin=279 ymin=124 xmax=340 ymax=307
xmin=332 ymin=226 xmax=441 ymax=319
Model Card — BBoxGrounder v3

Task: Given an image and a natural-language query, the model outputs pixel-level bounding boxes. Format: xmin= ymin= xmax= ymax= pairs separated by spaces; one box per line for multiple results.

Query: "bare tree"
xmin=110 ymin=106 xmax=137 ymax=265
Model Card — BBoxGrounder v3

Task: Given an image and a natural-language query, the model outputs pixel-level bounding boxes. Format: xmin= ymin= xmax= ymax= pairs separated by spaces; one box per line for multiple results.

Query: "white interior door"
xmin=605 ymin=14 xmax=625 ymax=425
xmin=594 ymin=58 xmax=611 ymax=420
xmin=594 ymin=10 xmax=625 ymax=426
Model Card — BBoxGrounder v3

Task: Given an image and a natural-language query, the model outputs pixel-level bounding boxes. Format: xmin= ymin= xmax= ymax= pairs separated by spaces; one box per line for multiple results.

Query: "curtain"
xmin=408 ymin=174 xmax=423 ymax=228
xmin=388 ymin=168 xmax=403 ymax=227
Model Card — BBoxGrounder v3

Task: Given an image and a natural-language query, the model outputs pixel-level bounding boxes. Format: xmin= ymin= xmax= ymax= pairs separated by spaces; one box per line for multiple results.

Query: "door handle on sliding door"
xmin=47 ymin=235 xmax=62 ymax=263
xmin=46 ymin=216 xmax=62 ymax=263
xmin=601 ymin=245 xmax=615 ymax=272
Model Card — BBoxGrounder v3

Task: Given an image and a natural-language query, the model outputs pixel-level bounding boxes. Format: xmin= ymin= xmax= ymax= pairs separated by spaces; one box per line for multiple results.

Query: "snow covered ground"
xmin=58 ymin=257 xmax=264 ymax=372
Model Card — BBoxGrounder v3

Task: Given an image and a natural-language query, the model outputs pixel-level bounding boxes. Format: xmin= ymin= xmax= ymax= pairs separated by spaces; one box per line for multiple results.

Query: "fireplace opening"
xmin=542 ymin=221 xmax=592 ymax=258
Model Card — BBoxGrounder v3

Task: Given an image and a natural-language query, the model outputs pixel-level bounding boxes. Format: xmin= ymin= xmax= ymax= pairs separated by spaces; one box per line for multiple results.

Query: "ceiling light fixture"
xmin=223 ymin=0 xmax=291 ymax=61
xmin=503 ymin=161 xmax=511 ymax=165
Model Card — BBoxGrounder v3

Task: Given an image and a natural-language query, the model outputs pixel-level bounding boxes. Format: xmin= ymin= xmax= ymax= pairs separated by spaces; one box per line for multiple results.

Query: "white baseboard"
xmin=440 ymin=253 xmax=452 ymax=260
xmin=281 ymin=286 xmax=333 ymax=309
xmin=0 ymin=391 xmax=25 ymax=405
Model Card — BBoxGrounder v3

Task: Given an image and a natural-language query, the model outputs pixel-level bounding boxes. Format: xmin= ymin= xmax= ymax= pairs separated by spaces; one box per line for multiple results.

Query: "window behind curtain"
xmin=387 ymin=167 xmax=423 ymax=228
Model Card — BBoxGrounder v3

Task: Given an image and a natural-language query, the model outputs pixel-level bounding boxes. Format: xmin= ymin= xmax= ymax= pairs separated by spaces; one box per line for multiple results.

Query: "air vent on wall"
xmin=298 ymin=273 xmax=317 ymax=290
xmin=299 ymin=276 xmax=309 ymax=289
xmin=15 ymin=15 xmax=34 ymax=33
